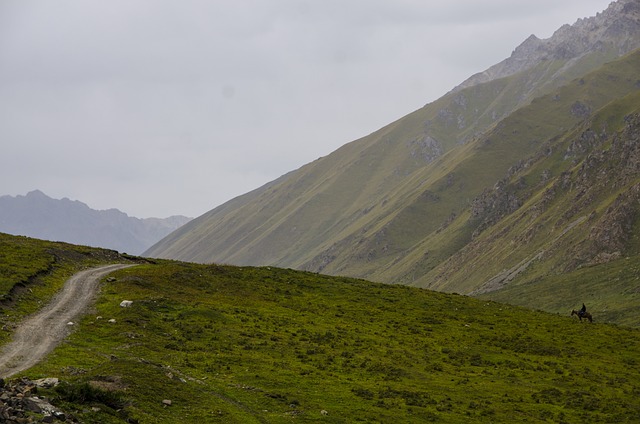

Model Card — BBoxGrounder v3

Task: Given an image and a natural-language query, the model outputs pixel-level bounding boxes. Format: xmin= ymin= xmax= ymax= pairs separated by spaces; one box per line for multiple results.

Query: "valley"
xmin=2 ymin=2 xmax=640 ymax=423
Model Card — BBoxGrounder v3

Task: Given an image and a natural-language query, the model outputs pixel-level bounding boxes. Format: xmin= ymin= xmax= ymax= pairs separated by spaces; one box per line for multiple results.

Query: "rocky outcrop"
xmin=470 ymin=179 xmax=523 ymax=237
xmin=409 ymin=135 xmax=443 ymax=163
xmin=562 ymin=114 xmax=640 ymax=269
xmin=0 ymin=377 xmax=75 ymax=423
xmin=453 ymin=0 xmax=640 ymax=92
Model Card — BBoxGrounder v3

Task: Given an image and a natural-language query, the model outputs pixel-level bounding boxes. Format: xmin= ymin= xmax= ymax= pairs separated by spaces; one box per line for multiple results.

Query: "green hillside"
xmin=144 ymin=39 xmax=638 ymax=268
xmin=0 ymin=233 xmax=141 ymax=343
xmin=145 ymin=47 xmax=640 ymax=327
xmin=408 ymin=91 xmax=640 ymax=325
xmin=1 ymin=234 xmax=639 ymax=423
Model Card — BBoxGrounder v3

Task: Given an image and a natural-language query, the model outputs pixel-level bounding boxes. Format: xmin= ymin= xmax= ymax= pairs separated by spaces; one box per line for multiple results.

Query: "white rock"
xmin=34 ymin=378 xmax=59 ymax=388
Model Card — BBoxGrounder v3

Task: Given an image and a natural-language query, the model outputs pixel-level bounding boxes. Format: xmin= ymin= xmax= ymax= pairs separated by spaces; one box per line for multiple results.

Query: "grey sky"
xmin=0 ymin=0 xmax=611 ymax=218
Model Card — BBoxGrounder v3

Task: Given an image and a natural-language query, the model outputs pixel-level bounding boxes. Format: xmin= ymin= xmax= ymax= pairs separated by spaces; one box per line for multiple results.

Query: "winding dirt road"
xmin=0 ymin=264 xmax=133 ymax=378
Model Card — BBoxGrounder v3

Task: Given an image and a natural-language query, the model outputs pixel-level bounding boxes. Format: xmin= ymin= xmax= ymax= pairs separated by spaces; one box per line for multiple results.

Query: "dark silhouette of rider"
xmin=578 ymin=303 xmax=587 ymax=317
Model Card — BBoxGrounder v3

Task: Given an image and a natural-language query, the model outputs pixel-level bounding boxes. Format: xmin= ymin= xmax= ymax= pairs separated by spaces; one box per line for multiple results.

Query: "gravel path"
xmin=0 ymin=264 xmax=133 ymax=378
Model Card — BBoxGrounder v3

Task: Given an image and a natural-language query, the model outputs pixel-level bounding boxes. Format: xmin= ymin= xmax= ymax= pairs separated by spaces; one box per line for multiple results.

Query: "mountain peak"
xmin=453 ymin=0 xmax=640 ymax=92
xmin=25 ymin=189 xmax=49 ymax=198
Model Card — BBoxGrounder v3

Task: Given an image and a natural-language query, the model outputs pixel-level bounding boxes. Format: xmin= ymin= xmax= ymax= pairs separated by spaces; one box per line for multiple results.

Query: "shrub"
xmin=54 ymin=381 xmax=128 ymax=411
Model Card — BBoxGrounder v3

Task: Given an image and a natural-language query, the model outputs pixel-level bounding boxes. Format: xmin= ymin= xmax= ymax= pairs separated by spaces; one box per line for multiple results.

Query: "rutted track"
xmin=0 ymin=264 xmax=133 ymax=378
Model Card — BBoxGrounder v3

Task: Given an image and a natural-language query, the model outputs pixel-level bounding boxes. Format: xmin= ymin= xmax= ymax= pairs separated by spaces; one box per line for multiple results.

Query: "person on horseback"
xmin=578 ymin=303 xmax=587 ymax=317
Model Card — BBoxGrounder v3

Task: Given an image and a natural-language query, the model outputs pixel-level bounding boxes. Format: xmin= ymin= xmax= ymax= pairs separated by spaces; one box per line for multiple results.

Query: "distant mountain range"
xmin=145 ymin=0 xmax=640 ymax=322
xmin=0 ymin=190 xmax=191 ymax=254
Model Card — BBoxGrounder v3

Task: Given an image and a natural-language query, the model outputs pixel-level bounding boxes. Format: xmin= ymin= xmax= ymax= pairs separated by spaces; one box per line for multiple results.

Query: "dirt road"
xmin=0 ymin=264 xmax=133 ymax=378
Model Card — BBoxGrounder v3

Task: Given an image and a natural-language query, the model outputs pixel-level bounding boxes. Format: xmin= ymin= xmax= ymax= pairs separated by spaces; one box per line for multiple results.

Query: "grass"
xmin=0 ymin=233 xmax=141 ymax=344
xmin=410 ymin=92 xmax=640 ymax=326
xmin=479 ymin=255 xmax=640 ymax=327
xmin=9 ymin=257 xmax=639 ymax=423
xmin=0 ymin=233 xmax=56 ymax=294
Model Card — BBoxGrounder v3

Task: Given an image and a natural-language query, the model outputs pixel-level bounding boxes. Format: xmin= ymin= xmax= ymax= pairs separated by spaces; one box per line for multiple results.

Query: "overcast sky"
xmin=0 ymin=0 xmax=612 ymax=218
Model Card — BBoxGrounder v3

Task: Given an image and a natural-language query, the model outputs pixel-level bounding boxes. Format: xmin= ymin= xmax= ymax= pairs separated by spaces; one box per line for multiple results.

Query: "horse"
xmin=571 ymin=309 xmax=593 ymax=323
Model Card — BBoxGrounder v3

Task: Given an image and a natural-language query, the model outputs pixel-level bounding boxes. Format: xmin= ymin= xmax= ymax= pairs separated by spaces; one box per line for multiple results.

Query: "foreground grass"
xmin=19 ymin=261 xmax=640 ymax=423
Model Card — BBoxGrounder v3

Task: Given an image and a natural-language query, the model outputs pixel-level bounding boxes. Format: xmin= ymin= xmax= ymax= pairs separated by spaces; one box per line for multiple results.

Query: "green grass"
xmin=479 ymin=255 xmax=640 ymax=327
xmin=0 ymin=232 xmax=141 ymax=344
xmin=0 ymin=233 xmax=56 ymax=294
xmin=14 ymin=260 xmax=640 ymax=423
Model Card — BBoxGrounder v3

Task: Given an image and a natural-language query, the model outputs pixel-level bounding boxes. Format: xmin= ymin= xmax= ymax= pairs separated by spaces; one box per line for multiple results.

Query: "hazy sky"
xmin=0 ymin=0 xmax=612 ymax=218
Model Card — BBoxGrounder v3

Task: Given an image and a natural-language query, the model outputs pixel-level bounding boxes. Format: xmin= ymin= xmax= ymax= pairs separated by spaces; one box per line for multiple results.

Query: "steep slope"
xmin=377 ymin=50 xmax=640 ymax=286
xmin=416 ymin=99 xmax=640 ymax=324
xmin=0 ymin=190 xmax=191 ymax=254
xmin=146 ymin=0 xmax=640 ymax=276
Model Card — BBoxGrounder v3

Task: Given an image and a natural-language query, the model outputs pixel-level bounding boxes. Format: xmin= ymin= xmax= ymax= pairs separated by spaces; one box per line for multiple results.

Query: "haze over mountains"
xmin=146 ymin=0 xmax=640 ymax=320
xmin=3 ymin=4 xmax=640 ymax=422
xmin=0 ymin=190 xmax=191 ymax=254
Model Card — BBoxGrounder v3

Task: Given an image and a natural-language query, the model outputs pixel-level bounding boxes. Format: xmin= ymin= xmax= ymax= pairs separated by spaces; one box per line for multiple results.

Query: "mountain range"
xmin=145 ymin=0 xmax=640 ymax=323
xmin=0 ymin=190 xmax=191 ymax=255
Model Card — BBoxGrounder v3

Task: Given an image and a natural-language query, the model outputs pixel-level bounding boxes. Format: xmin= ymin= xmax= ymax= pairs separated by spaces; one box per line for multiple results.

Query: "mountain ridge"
xmin=453 ymin=0 xmax=640 ymax=92
xmin=0 ymin=190 xmax=191 ymax=254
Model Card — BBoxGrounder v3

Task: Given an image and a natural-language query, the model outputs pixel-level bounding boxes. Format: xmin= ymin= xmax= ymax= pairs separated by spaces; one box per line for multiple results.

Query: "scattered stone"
xmin=108 ymin=319 xmax=116 ymax=323
xmin=23 ymin=396 xmax=48 ymax=413
xmin=34 ymin=378 xmax=59 ymax=389
xmin=0 ymin=377 xmax=77 ymax=422
xmin=60 ymin=366 xmax=86 ymax=376
xmin=321 ymin=409 xmax=329 ymax=415
xmin=119 ymin=300 xmax=133 ymax=308
xmin=66 ymin=322 xmax=74 ymax=326
xmin=162 ymin=399 xmax=172 ymax=406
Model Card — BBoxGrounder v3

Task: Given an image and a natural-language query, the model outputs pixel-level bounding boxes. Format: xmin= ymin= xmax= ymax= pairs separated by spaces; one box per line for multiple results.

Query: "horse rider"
xmin=578 ymin=303 xmax=587 ymax=317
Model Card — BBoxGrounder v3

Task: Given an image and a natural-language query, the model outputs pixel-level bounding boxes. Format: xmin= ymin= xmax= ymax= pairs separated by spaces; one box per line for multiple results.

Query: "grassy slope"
xmin=141 ymin=51 xmax=640 ymax=335
xmin=0 ymin=233 xmax=140 ymax=344
xmin=333 ymin=49 xmax=640 ymax=282
xmin=404 ymin=84 xmax=640 ymax=326
xmin=0 ymin=237 xmax=636 ymax=423
xmin=144 ymin=46 xmax=628 ymax=270
xmin=478 ymin=256 xmax=640 ymax=327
